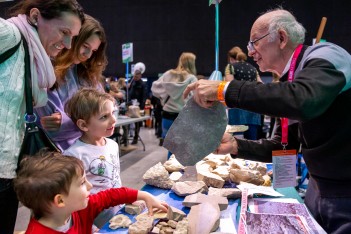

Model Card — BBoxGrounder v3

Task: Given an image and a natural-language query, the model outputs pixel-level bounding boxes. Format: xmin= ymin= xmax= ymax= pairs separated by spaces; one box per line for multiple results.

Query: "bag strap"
xmin=21 ymin=34 xmax=36 ymax=122
xmin=0 ymin=37 xmax=22 ymax=64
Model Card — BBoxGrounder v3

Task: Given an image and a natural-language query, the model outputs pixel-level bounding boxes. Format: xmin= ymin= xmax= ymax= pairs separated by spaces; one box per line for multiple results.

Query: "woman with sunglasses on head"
xmin=35 ymin=14 xmax=108 ymax=152
xmin=0 ymin=0 xmax=84 ymax=232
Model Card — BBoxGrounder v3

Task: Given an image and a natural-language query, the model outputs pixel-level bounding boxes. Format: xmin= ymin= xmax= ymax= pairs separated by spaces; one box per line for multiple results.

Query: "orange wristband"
xmin=217 ymin=81 xmax=227 ymax=102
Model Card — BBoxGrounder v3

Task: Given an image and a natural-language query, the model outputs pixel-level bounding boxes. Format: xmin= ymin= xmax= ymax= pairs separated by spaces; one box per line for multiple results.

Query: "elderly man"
xmin=184 ymin=8 xmax=351 ymax=233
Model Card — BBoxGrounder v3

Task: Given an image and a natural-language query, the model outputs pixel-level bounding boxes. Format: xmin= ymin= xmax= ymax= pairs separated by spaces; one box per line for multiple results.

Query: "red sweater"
xmin=25 ymin=187 xmax=138 ymax=234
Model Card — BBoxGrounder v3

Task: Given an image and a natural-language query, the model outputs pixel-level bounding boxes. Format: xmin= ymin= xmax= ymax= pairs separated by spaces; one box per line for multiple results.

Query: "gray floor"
xmin=14 ymin=126 xmax=167 ymax=232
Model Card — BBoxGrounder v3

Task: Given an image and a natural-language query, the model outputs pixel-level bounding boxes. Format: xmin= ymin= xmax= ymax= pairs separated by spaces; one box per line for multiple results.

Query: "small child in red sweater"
xmin=14 ymin=152 xmax=168 ymax=233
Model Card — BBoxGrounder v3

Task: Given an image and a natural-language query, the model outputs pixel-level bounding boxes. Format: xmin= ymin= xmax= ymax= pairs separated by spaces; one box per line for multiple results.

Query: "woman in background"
xmin=151 ymin=52 xmax=198 ymax=158
xmin=35 ymin=14 xmax=107 ymax=151
xmin=224 ymin=46 xmax=262 ymax=140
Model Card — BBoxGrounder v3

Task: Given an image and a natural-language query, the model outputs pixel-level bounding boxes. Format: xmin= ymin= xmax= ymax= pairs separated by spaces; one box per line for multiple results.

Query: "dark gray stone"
xmin=163 ymin=97 xmax=227 ymax=166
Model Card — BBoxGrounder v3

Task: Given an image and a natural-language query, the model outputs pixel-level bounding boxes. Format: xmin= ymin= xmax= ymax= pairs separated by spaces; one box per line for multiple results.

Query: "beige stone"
xmin=171 ymin=181 xmax=208 ymax=196
xmin=182 ymin=193 xmax=228 ymax=211
xmin=143 ymin=162 xmax=174 ymax=189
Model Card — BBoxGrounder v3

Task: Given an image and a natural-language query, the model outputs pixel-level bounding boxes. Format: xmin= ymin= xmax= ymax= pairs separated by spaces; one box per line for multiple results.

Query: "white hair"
xmin=133 ymin=62 xmax=146 ymax=75
xmin=266 ymin=9 xmax=306 ymax=46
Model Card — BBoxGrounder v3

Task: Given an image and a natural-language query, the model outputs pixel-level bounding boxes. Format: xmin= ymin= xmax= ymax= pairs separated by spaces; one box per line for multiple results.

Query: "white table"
xmin=113 ymin=115 xmax=152 ymax=152
xmin=115 ymin=115 xmax=151 ymax=127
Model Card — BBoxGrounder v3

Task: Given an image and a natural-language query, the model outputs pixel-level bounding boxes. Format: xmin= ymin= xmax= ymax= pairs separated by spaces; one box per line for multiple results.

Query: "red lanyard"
xmin=281 ymin=44 xmax=303 ymax=147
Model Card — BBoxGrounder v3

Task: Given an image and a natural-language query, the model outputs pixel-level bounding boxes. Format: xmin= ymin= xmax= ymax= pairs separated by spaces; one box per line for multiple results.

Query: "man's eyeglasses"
xmin=247 ymin=32 xmax=270 ymax=53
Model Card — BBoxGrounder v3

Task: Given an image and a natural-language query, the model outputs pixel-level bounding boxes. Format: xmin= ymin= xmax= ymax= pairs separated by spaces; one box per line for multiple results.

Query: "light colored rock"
xmin=247 ymin=161 xmax=267 ymax=176
xmin=143 ymin=162 xmax=174 ymax=189
xmin=179 ymin=166 xmax=197 ymax=182
xmin=197 ymin=169 xmax=225 ymax=188
xmin=163 ymin=155 xmax=185 ymax=172
xmin=208 ymin=187 xmax=242 ymax=199
xmin=212 ymin=166 xmax=230 ymax=181
xmin=171 ymin=181 xmax=208 ymax=196
xmin=128 ymin=215 xmax=154 ymax=234
xmin=167 ymin=206 xmax=186 ymax=221
xmin=182 ymin=193 xmax=228 ymax=211
xmin=125 ymin=200 xmax=146 ymax=215
xmin=229 ymin=168 xmax=264 ymax=186
xmin=151 ymin=226 xmax=160 ymax=234
xmin=109 ymin=214 xmax=132 ymax=229
xmin=174 ymin=218 xmax=189 ymax=234
xmin=167 ymin=220 xmax=178 ymax=229
xmin=169 ymin=171 xmax=183 ymax=182
xmin=188 ymin=202 xmax=220 ymax=234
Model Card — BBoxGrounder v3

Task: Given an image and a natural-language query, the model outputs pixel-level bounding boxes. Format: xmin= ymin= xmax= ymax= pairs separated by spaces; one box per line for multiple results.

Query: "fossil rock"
xmin=125 ymin=200 xmax=146 ymax=215
xmin=208 ymin=187 xmax=242 ymax=199
xmin=108 ymin=214 xmax=132 ymax=229
xmin=229 ymin=168 xmax=264 ymax=186
xmin=163 ymin=155 xmax=185 ymax=172
xmin=163 ymin=97 xmax=227 ymax=166
xmin=169 ymin=171 xmax=183 ymax=182
xmin=178 ymin=166 xmax=198 ymax=182
xmin=212 ymin=166 xmax=230 ymax=181
xmin=143 ymin=162 xmax=174 ymax=189
xmin=188 ymin=202 xmax=220 ymax=234
xmin=171 ymin=181 xmax=208 ymax=196
xmin=129 ymin=215 xmax=154 ymax=234
xmin=167 ymin=206 xmax=186 ymax=221
xmin=197 ymin=169 xmax=225 ymax=188
xmin=182 ymin=193 xmax=228 ymax=211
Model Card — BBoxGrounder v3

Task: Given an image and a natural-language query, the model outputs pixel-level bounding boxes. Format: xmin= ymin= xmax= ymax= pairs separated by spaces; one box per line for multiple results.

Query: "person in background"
xmin=151 ymin=52 xmax=198 ymax=159
xmin=63 ymin=88 xmax=121 ymax=228
xmin=151 ymin=95 xmax=163 ymax=146
xmin=184 ymin=8 xmax=351 ymax=233
xmin=128 ymin=62 xmax=147 ymax=144
xmin=35 ymin=14 xmax=108 ymax=151
xmin=0 ymin=1 xmax=84 ymax=232
xmin=110 ymin=78 xmax=126 ymax=105
xmin=224 ymin=46 xmax=262 ymax=140
xmin=14 ymin=151 xmax=168 ymax=233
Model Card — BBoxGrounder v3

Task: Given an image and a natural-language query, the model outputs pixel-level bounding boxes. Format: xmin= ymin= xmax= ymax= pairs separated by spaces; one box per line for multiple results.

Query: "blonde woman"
xmin=151 ymin=52 xmax=198 ymax=158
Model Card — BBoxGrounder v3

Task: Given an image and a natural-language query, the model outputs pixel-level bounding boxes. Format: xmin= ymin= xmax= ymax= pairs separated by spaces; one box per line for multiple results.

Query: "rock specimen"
xmin=188 ymin=202 xmax=220 ymax=234
xmin=125 ymin=200 xmax=146 ymax=215
xmin=229 ymin=168 xmax=264 ymax=186
xmin=178 ymin=166 xmax=198 ymax=182
xmin=197 ymin=169 xmax=225 ymax=188
xmin=182 ymin=193 xmax=228 ymax=211
xmin=163 ymin=97 xmax=227 ymax=166
xmin=208 ymin=187 xmax=242 ymax=199
xmin=108 ymin=214 xmax=132 ymax=229
xmin=171 ymin=181 xmax=208 ymax=196
xmin=143 ymin=162 xmax=174 ymax=189
xmin=163 ymin=155 xmax=185 ymax=172
xmin=169 ymin=171 xmax=183 ymax=182
xmin=128 ymin=215 xmax=154 ymax=234
xmin=167 ymin=206 xmax=186 ymax=222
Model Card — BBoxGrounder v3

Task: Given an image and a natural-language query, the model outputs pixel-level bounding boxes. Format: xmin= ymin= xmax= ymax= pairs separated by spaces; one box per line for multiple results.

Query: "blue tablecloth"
xmin=98 ymin=185 xmax=301 ymax=233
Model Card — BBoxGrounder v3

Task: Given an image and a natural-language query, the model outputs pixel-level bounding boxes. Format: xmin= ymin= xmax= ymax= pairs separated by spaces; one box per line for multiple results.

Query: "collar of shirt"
xmin=281 ymin=52 xmax=294 ymax=77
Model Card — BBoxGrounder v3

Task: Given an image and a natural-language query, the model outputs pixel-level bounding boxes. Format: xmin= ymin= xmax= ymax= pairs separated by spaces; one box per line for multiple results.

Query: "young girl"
xmin=63 ymin=88 xmax=123 ymax=228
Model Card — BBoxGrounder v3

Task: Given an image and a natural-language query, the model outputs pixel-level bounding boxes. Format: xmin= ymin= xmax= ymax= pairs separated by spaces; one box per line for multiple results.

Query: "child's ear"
xmin=77 ymin=119 xmax=88 ymax=132
xmin=53 ymin=194 xmax=65 ymax=208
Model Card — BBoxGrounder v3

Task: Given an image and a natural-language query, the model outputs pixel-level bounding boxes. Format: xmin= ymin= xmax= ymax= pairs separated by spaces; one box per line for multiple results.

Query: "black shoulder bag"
xmin=17 ymin=35 xmax=61 ymax=169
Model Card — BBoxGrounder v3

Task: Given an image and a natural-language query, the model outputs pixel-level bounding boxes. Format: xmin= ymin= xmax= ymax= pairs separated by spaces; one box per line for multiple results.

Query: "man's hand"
xmin=183 ymin=79 xmax=222 ymax=108
xmin=214 ymin=132 xmax=238 ymax=155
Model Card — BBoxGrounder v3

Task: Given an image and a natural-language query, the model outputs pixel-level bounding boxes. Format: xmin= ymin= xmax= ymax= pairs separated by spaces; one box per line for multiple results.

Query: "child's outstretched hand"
xmin=137 ymin=191 xmax=168 ymax=216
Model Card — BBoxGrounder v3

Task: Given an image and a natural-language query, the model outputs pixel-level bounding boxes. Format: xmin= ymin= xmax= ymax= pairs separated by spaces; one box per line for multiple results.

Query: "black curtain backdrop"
xmin=1 ymin=0 xmax=350 ymax=79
